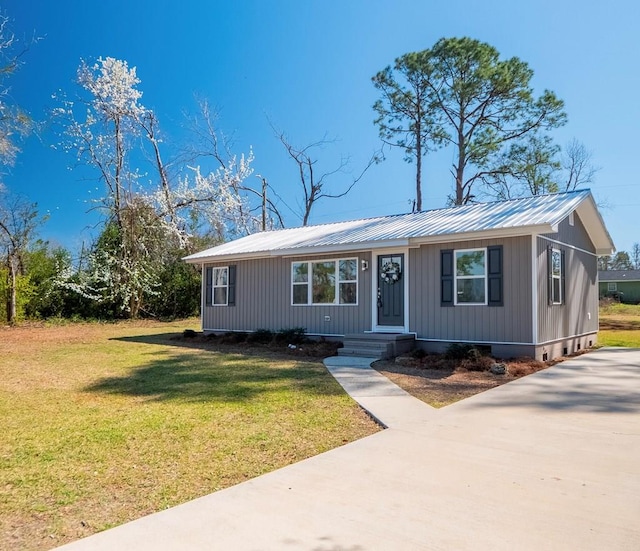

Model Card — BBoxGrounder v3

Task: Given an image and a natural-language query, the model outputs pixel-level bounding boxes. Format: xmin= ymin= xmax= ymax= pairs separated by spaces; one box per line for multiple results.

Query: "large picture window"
xmin=292 ymin=258 xmax=358 ymax=305
xmin=455 ymin=248 xmax=487 ymax=305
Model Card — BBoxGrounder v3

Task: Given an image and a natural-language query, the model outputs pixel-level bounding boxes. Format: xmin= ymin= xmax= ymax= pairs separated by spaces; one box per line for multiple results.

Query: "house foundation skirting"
xmin=416 ymin=332 xmax=598 ymax=361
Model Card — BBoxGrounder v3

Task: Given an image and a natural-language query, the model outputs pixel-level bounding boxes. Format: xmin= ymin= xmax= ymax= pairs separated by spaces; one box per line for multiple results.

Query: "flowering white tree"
xmin=55 ymin=57 xmax=262 ymax=316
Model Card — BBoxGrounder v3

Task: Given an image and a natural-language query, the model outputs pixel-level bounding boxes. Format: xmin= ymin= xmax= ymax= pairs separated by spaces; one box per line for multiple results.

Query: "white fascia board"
xmin=184 ymin=239 xmax=410 ymax=264
xmin=575 ymin=197 xmax=616 ymax=254
xmin=183 ymin=251 xmax=273 ymax=265
xmin=408 ymin=224 xmax=554 ymax=246
xmin=276 ymin=239 xmax=409 ymax=258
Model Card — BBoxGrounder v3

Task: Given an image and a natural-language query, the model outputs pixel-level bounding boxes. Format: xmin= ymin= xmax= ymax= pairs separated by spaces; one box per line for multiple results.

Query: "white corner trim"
xmin=531 ymin=235 xmax=538 ymax=345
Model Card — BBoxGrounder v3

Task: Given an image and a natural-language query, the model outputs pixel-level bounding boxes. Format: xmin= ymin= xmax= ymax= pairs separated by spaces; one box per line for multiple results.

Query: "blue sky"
xmin=4 ymin=0 xmax=639 ymax=254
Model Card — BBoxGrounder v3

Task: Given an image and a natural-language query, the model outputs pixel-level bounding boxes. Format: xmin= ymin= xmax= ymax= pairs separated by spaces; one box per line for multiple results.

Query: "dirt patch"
xmin=373 ymin=355 xmax=550 ymax=408
xmin=599 ymin=318 xmax=640 ymax=330
xmin=172 ymin=331 xmax=343 ymax=359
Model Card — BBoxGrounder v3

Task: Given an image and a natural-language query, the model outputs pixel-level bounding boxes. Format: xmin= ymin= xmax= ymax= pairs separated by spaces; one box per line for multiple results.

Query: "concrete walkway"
xmin=57 ymin=348 xmax=640 ymax=550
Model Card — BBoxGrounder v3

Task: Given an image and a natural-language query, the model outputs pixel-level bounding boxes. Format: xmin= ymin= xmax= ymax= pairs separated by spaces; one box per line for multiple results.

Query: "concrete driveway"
xmin=56 ymin=348 xmax=640 ymax=550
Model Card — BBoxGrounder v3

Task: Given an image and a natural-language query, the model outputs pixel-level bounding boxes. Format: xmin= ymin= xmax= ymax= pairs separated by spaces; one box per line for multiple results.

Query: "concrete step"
xmin=342 ymin=340 xmax=391 ymax=350
xmin=338 ymin=348 xmax=387 ymax=359
xmin=344 ymin=333 xmax=414 ymax=342
xmin=341 ymin=333 xmax=416 ymax=360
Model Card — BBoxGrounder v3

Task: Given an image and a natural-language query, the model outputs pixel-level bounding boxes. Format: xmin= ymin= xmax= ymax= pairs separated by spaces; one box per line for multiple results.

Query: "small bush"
xmin=246 ymin=329 xmax=274 ymax=344
xmin=411 ymin=348 xmax=427 ymax=359
xmin=274 ymin=327 xmax=307 ymax=345
xmin=444 ymin=343 xmax=474 ymax=360
xmin=183 ymin=329 xmax=197 ymax=338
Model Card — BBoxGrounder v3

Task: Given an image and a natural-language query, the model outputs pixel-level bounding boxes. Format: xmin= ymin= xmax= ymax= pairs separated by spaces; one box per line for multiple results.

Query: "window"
xmin=549 ymin=248 xmax=564 ymax=305
xmin=607 ymin=282 xmax=617 ymax=292
xmin=455 ymin=248 xmax=487 ymax=304
xmin=292 ymin=258 xmax=357 ymax=305
xmin=205 ymin=266 xmax=236 ymax=306
xmin=441 ymin=246 xmax=502 ymax=307
xmin=292 ymin=262 xmax=309 ymax=305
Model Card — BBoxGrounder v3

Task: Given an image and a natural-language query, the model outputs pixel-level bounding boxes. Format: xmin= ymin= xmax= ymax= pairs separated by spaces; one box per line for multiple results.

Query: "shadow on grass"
xmin=85 ymin=334 xmax=342 ymax=403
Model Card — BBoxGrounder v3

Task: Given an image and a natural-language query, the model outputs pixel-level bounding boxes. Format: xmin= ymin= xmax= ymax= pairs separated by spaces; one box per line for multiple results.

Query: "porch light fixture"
xmin=361 ymin=260 xmax=369 ymax=271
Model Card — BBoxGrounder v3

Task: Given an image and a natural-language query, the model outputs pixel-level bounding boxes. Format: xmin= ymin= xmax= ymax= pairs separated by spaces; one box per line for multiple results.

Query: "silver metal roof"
xmin=184 ymin=189 xmax=615 ymax=262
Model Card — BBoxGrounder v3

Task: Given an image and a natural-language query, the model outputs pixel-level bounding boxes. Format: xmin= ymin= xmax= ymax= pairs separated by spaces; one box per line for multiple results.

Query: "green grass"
xmin=598 ymin=330 xmax=640 ymax=347
xmin=0 ymin=321 xmax=378 ymax=550
xmin=599 ymin=301 xmax=640 ymax=317
xmin=599 ymin=301 xmax=640 ymax=347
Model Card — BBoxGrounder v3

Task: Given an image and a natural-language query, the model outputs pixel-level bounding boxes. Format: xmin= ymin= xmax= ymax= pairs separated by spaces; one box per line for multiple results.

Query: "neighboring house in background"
xmin=184 ymin=189 xmax=614 ymax=361
xmin=598 ymin=270 xmax=640 ymax=304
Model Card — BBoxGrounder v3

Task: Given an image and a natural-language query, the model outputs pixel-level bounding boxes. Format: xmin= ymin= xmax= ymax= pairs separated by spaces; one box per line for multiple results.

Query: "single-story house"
xmin=184 ymin=189 xmax=614 ymax=361
xmin=599 ymin=270 xmax=640 ymax=303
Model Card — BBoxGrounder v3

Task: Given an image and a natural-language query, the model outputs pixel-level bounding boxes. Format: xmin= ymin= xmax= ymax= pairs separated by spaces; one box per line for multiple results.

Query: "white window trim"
xmin=607 ymin=282 xmax=617 ymax=292
xmin=291 ymin=258 xmax=359 ymax=306
xmin=551 ymin=248 xmax=562 ymax=305
xmin=454 ymin=247 xmax=488 ymax=306
xmin=211 ymin=266 xmax=229 ymax=306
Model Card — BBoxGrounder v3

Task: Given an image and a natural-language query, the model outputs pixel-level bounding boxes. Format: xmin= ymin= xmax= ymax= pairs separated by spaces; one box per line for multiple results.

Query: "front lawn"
xmin=0 ymin=320 xmax=379 ymax=550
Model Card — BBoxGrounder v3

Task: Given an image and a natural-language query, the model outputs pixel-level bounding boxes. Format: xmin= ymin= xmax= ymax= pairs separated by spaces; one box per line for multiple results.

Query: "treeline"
xmin=0 ymin=239 xmax=201 ymax=323
xmin=598 ymin=244 xmax=640 ymax=271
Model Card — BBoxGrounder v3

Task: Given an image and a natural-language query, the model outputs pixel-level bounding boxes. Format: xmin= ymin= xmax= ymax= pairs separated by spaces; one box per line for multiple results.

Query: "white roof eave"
xmin=408 ymin=224 xmax=556 ymax=246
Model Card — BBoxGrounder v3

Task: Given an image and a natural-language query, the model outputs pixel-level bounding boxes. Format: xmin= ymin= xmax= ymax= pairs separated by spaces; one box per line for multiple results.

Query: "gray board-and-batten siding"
xmin=192 ymin=190 xmax=611 ymax=360
xmin=201 ymin=252 xmax=373 ymax=337
xmin=536 ymin=212 xmax=599 ymax=356
xmin=201 ymin=236 xmax=532 ymax=343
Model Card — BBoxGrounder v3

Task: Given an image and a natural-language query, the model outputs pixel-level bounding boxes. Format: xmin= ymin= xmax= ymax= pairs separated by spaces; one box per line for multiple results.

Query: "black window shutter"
xmin=547 ymin=246 xmax=553 ymax=306
xmin=441 ymin=249 xmax=454 ymax=306
xmin=205 ymin=267 xmax=213 ymax=306
xmin=228 ymin=265 xmax=236 ymax=306
xmin=560 ymin=251 xmax=566 ymax=305
xmin=487 ymin=245 xmax=503 ymax=307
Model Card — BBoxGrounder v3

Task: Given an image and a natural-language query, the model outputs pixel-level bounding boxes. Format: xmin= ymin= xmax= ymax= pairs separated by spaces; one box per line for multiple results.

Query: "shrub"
xmin=274 ymin=327 xmax=307 ymax=345
xmin=444 ymin=343 xmax=475 ymax=360
xmin=246 ymin=329 xmax=274 ymax=344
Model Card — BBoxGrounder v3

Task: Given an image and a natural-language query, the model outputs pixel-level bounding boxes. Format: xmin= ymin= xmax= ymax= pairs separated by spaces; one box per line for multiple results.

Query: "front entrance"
xmin=377 ymin=253 xmax=404 ymax=327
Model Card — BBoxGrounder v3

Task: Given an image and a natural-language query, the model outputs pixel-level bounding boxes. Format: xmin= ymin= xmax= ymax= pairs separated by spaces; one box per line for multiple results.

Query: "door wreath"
xmin=380 ymin=261 xmax=402 ymax=284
